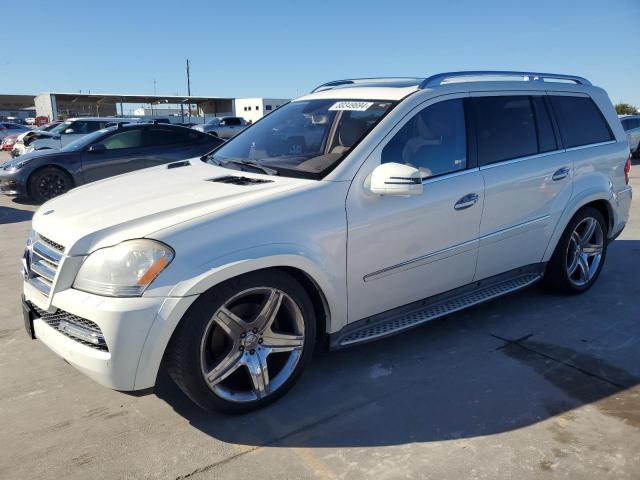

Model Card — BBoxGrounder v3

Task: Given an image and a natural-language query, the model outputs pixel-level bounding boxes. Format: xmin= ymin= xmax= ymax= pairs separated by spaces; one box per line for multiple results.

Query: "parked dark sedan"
xmin=0 ymin=123 xmax=223 ymax=202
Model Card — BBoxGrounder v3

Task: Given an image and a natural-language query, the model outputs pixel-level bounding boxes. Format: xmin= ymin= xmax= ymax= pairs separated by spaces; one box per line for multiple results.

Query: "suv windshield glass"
xmin=207 ymin=99 xmax=396 ymax=178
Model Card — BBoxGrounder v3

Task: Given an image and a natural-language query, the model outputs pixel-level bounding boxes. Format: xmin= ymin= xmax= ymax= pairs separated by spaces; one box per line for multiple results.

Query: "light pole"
xmin=186 ymin=59 xmax=192 ymax=122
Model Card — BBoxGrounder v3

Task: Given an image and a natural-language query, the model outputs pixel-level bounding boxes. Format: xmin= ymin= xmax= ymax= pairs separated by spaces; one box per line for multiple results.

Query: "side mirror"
xmin=368 ymin=162 xmax=423 ymax=196
xmin=88 ymin=143 xmax=106 ymax=153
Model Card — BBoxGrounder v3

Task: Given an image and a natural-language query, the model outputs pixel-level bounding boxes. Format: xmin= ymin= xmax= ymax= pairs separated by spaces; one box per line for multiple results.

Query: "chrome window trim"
xmin=422 ymin=167 xmax=480 ymax=185
xmin=479 ymin=150 xmax=563 ymax=170
xmin=564 ymin=139 xmax=617 ymax=152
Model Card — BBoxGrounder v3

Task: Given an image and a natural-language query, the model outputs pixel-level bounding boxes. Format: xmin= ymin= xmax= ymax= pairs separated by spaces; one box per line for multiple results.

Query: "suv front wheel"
xmin=544 ymin=206 xmax=608 ymax=294
xmin=167 ymin=270 xmax=316 ymax=413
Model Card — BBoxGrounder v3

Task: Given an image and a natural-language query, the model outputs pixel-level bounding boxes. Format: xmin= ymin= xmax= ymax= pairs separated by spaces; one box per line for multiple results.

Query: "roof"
xmin=36 ymin=92 xmax=233 ymax=104
xmin=300 ymin=71 xmax=594 ymax=102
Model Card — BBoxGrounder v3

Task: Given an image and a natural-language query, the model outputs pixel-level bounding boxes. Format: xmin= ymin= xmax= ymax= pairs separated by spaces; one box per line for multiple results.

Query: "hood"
xmin=1 ymin=149 xmax=68 ymax=170
xmin=23 ymin=130 xmax=58 ymax=146
xmin=32 ymin=159 xmax=314 ymax=255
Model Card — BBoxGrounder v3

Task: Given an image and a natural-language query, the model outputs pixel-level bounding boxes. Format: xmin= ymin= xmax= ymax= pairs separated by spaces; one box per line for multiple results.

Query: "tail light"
xmin=624 ymin=153 xmax=631 ymax=185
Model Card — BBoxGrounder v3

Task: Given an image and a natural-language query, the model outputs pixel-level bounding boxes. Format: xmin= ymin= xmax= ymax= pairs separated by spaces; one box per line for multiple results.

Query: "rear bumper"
xmin=611 ymin=185 xmax=632 ymax=239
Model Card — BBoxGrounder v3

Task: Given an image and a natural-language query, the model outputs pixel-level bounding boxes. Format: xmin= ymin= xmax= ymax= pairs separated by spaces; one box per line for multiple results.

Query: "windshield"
xmin=61 ymin=128 xmax=111 ymax=152
xmin=207 ymin=99 xmax=395 ymax=178
xmin=49 ymin=121 xmax=73 ymax=134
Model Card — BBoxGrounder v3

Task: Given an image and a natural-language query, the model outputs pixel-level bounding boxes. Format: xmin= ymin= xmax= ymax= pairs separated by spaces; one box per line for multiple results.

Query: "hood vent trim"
xmin=207 ymin=176 xmax=274 ymax=186
xmin=167 ymin=160 xmax=191 ymax=169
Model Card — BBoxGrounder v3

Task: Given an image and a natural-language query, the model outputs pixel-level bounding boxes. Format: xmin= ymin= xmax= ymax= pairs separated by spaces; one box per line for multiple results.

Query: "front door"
xmin=346 ymin=95 xmax=484 ymax=322
xmin=81 ymin=127 xmax=148 ymax=183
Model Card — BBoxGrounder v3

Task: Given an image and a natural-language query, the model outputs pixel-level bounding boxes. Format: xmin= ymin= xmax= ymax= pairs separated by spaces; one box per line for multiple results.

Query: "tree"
xmin=615 ymin=103 xmax=638 ymax=115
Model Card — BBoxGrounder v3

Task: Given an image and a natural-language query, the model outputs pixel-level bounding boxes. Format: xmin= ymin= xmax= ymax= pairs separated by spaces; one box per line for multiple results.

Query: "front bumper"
xmin=23 ymin=283 xmax=189 ymax=391
xmin=0 ymin=168 xmax=26 ymax=196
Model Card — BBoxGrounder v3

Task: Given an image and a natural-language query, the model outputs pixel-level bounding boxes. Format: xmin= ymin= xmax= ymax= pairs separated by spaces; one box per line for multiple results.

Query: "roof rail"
xmin=419 ymin=71 xmax=591 ymax=89
xmin=311 ymin=77 xmax=423 ymax=93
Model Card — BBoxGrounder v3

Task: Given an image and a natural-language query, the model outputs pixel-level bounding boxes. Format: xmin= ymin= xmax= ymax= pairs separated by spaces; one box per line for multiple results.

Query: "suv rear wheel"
xmin=167 ymin=270 xmax=316 ymax=413
xmin=544 ymin=206 xmax=607 ymax=294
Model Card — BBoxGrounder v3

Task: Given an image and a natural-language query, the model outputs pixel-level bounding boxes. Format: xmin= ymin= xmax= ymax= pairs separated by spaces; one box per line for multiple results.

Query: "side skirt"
xmin=330 ymin=263 xmax=546 ymax=349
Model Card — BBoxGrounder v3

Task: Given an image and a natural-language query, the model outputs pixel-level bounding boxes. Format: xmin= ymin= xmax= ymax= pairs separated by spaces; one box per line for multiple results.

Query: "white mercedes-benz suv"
xmin=21 ymin=71 xmax=633 ymax=413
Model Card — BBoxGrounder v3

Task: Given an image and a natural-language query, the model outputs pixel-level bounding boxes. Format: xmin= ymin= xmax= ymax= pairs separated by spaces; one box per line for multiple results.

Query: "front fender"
xmin=133 ymin=244 xmax=346 ymax=390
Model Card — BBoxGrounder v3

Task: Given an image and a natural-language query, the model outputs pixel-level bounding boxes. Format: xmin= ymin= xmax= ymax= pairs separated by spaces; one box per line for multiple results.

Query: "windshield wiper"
xmin=224 ymin=159 xmax=279 ymax=176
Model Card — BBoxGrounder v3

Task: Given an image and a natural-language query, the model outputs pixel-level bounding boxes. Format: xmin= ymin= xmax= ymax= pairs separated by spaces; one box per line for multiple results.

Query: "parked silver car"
xmin=620 ymin=115 xmax=640 ymax=157
xmin=192 ymin=116 xmax=248 ymax=138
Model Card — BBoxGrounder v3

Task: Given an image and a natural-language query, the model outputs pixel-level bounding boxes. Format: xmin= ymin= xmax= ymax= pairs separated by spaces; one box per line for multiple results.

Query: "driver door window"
xmin=381 ymin=99 xmax=467 ymax=179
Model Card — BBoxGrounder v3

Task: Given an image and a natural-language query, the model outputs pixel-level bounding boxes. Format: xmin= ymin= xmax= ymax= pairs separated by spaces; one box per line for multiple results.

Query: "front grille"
xmin=24 ymin=232 xmax=65 ymax=297
xmin=31 ymin=303 xmax=108 ymax=351
xmin=38 ymin=234 xmax=65 ymax=252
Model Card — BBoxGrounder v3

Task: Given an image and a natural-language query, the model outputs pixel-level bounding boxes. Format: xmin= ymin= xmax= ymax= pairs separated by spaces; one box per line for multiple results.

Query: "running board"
xmin=331 ymin=265 xmax=545 ymax=349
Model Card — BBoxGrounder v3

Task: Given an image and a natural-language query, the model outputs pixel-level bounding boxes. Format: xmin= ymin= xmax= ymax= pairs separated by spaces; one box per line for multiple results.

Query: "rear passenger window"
xmin=549 ymin=96 xmax=613 ymax=148
xmin=472 ymin=96 xmax=538 ymax=165
xmin=381 ymin=98 xmax=467 ymax=178
xmin=147 ymin=127 xmax=199 ymax=146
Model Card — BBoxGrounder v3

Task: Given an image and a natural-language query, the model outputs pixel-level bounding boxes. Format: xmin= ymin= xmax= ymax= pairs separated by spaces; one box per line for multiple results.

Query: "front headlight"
xmin=73 ymin=239 xmax=174 ymax=297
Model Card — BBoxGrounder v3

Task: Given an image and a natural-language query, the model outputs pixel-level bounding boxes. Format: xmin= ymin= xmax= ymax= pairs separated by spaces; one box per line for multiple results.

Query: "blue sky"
xmin=2 ymin=0 xmax=639 ymax=105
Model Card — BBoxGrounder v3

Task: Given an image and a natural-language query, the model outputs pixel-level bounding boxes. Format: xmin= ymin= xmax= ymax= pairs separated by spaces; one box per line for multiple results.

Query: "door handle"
xmin=454 ymin=193 xmax=479 ymax=210
xmin=552 ymin=167 xmax=570 ymax=181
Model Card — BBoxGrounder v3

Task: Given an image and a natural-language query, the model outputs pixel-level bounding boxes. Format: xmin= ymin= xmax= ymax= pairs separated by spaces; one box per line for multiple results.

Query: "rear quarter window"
xmin=549 ymin=96 xmax=613 ymax=148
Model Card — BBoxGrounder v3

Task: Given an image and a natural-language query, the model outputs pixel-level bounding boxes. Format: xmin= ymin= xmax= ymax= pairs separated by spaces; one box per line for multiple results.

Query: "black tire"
xmin=166 ymin=270 xmax=316 ymax=413
xmin=543 ymin=206 xmax=608 ymax=294
xmin=28 ymin=167 xmax=73 ymax=203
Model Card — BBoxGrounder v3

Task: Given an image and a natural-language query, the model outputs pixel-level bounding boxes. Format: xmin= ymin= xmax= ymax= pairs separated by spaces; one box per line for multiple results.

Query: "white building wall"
xmin=234 ymin=98 xmax=289 ymax=123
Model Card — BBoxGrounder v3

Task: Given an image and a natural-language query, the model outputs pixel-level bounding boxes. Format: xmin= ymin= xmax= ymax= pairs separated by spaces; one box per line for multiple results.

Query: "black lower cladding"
xmin=21 ymin=295 xmax=35 ymax=339
xmin=26 ymin=300 xmax=109 ymax=351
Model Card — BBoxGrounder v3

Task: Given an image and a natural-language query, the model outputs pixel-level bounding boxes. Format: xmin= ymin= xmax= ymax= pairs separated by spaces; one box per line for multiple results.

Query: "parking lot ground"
xmin=0 ymin=149 xmax=639 ymax=479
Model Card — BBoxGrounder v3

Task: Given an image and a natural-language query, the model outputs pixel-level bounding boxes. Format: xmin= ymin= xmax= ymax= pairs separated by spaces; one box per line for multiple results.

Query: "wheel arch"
xmin=542 ymin=193 xmax=615 ymax=262
xmin=26 ymin=164 xmax=75 ymax=197
xmin=134 ymin=251 xmax=342 ymax=390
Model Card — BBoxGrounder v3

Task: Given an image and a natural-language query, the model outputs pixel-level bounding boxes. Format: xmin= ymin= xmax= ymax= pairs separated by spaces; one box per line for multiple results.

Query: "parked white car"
xmin=620 ymin=115 xmax=640 ymax=157
xmin=21 ymin=71 xmax=632 ymax=413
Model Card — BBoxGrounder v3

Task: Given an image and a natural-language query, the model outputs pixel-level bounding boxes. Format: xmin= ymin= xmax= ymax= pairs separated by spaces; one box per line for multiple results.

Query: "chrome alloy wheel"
xmin=565 ymin=216 xmax=604 ymax=287
xmin=200 ymin=287 xmax=305 ymax=403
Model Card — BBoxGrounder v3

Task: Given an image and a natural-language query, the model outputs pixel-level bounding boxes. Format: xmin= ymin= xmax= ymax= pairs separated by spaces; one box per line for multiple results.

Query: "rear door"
xmin=81 ymin=126 xmax=148 ymax=183
xmin=471 ymin=93 xmax=570 ymax=280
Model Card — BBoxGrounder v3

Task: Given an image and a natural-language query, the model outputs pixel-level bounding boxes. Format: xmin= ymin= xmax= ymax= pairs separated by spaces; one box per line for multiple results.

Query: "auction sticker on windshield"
xmin=329 ymin=101 xmax=373 ymax=111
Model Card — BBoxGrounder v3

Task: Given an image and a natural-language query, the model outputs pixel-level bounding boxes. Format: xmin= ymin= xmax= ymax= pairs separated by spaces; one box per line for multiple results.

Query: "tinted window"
xmin=621 ymin=119 xmax=631 ymax=131
xmin=224 ymin=118 xmax=242 ymax=126
xmin=531 ymin=97 xmax=557 ymax=153
xmin=549 ymin=96 xmax=613 ymax=148
xmin=472 ymin=96 xmax=538 ymax=165
xmin=147 ymin=127 xmax=201 ymax=146
xmin=101 ymin=129 xmax=143 ymax=150
xmin=382 ymin=99 xmax=466 ymax=178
